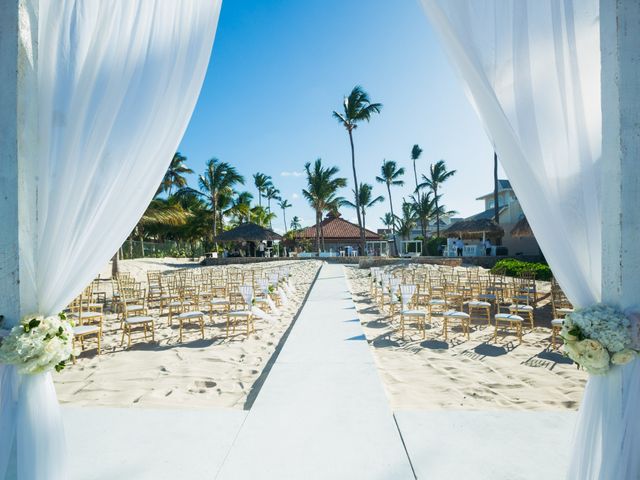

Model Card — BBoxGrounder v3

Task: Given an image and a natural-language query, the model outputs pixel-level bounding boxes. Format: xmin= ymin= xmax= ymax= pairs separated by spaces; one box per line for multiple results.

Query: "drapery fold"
xmin=1 ymin=1 xmax=221 ymax=478
xmin=420 ymin=1 xmax=639 ymax=478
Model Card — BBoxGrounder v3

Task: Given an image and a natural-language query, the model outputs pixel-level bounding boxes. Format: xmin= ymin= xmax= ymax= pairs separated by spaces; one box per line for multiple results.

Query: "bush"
xmin=427 ymin=237 xmax=447 ymax=256
xmin=490 ymin=259 xmax=552 ymax=281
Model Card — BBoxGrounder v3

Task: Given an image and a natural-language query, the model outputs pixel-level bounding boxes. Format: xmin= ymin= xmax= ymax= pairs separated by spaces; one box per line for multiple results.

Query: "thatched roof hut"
xmin=442 ymin=218 xmax=504 ymax=239
xmin=215 ymin=222 xmax=282 ymax=242
xmin=510 ymin=216 xmax=533 ymax=238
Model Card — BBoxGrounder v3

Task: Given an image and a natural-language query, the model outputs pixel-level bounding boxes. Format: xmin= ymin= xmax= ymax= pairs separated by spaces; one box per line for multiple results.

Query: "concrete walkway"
xmin=215 ymin=263 xmax=414 ymax=480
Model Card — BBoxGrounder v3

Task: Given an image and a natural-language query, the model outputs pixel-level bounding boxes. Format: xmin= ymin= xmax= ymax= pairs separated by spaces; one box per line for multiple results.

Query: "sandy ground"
xmin=54 ymin=258 xmax=321 ymax=409
xmin=345 ymin=265 xmax=587 ymax=411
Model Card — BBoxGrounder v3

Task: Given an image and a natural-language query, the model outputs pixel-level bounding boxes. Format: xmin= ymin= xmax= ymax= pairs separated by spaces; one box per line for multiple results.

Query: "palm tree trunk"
xmin=139 ymin=228 xmax=145 ymax=258
xmin=493 ymin=152 xmax=499 ymax=224
xmin=387 ymin=183 xmax=399 ymax=256
xmin=348 ymin=130 xmax=365 ymax=254
xmin=111 ymin=253 xmax=119 ymax=278
xmin=413 ymin=160 xmax=419 ymax=198
xmin=283 ymin=209 xmax=288 ymax=232
xmin=315 ymin=210 xmax=321 ymax=253
xmin=420 ymin=219 xmax=427 ymax=255
xmin=434 ymin=186 xmax=440 ymax=238
xmin=361 ymin=208 xmax=366 ymax=255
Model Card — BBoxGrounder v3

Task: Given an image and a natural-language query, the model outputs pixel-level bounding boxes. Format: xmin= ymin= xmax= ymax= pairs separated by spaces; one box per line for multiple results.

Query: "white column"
xmin=0 ymin=0 xmax=38 ymax=328
xmin=600 ymin=0 xmax=640 ymax=310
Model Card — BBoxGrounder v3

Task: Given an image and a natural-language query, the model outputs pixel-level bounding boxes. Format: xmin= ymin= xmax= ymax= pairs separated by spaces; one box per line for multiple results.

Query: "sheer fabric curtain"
xmin=0 ymin=1 xmax=220 ymax=478
xmin=420 ymin=1 xmax=639 ymax=478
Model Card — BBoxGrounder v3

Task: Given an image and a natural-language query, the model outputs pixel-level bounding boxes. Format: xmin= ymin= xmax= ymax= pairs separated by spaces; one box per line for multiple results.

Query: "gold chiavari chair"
xmin=69 ymin=293 xmax=103 ymax=360
xmin=550 ymin=279 xmax=574 ymax=348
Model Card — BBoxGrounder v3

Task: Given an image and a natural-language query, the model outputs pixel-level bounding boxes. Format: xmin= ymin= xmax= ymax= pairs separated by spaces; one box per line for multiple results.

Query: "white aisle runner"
xmin=215 ymin=263 xmax=414 ymax=479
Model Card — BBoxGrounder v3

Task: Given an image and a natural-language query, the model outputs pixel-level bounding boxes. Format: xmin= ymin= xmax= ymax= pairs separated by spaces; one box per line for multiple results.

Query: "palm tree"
xmin=136 ymin=198 xmax=191 ymax=257
xmin=343 ymin=183 xmax=384 ymax=242
xmin=265 ymin=186 xmax=281 ymax=229
xmin=333 ymin=86 xmax=382 ymax=254
xmin=228 ymin=191 xmax=253 ymax=224
xmin=290 ymin=216 xmax=302 ymax=231
xmin=157 ymin=152 xmax=193 ymax=195
xmin=380 ymin=212 xmax=396 ymax=232
xmin=376 ymin=160 xmax=404 ymax=256
xmin=418 ymin=159 xmax=456 ymax=237
xmin=195 ymin=158 xmax=245 ymax=240
xmin=279 ymin=199 xmax=292 ymax=232
xmin=250 ymin=205 xmax=276 ymax=228
xmin=253 ymin=172 xmax=273 ymax=207
xmin=410 ymin=192 xmax=436 ymax=254
xmin=302 ymin=158 xmax=347 ymax=253
xmin=396 ymin=200 xmax=417 ymax=244
xmin=410 ymin=145 xmax=423 ymax=195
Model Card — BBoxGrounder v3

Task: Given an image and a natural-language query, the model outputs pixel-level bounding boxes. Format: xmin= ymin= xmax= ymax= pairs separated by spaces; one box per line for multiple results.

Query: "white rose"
xmin=611 ymin=349 xmax=637 ymax=366
xmin=578 ymin=339 xmax=610 ymax=373
xmin=560 ymin=319 xmax=579 ymax=342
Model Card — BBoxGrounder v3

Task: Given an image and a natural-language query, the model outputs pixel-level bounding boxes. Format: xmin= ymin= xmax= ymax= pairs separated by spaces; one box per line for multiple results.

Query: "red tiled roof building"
xmin=296 ymin=213 xmax=380 ymax=253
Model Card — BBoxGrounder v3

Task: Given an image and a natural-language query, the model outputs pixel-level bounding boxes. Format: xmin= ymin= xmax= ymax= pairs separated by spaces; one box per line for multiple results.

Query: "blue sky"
xmin=177 ymin=0 xmax=503 ymax=232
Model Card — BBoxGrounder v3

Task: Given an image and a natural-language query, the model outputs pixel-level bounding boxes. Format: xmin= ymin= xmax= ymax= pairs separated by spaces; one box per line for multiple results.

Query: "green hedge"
xmin=490 ymin=259 xmax=552 ymax=281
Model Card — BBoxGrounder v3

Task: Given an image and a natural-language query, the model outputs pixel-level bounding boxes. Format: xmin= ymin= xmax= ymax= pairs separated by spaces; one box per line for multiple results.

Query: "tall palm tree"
xmin=410 ymin=191 xmax=436 ymax=254
xmin=253 ymin=172 xmax=273 ymax=207
xmin=376 ymin=160 xmax=404 ymax=256
xmin=343 ymin=183 xmax=384 ymax=241
xmin=157 ymin=152 xmax=193 ymax=195
xmin=290 ymin=216 xmax=302 ymax=231
xmin=302 ymin=158 xmax=347 ymax=253
xmin=196 ymin=158 xmax=245 ymax=240
xmin=418 ymin=159 xmax=457 ymax=237
xmin=410 ymin=145 xmax=423 ymax=195
xmin=264 ymin=186 xmax=281 ymax=228
xmin=380 ymin=212 xmax=396 ymax=231
xmin=333 ymin=86 xmax=382 ymax=254
xmin=278 ymin=199 xmax=292 ymax=232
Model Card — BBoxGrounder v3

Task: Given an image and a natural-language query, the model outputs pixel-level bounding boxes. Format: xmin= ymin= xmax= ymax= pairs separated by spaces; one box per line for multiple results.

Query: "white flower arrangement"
xmin=560 ymin=304 xmax=638 ymax=375
xmin=0 ymin=313 xmax=75 ymax=375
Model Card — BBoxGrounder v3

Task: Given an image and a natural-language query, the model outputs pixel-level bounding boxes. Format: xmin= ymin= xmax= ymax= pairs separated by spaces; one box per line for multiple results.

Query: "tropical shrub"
xmin=491 ymin=259 xmax=552 ymax=281
xmin=427 ymin=237 xmax=447 ymax=256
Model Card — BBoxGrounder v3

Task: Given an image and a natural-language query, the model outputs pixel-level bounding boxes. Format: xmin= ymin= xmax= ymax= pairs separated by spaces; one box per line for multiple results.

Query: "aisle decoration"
xmin=560 ymin=304 xmax=638 ymax=374
xmin=0 ymin=313 xmax=75 ymax=374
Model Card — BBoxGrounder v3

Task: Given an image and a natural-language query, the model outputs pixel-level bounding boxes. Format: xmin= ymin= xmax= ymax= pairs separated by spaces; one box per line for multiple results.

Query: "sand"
xmin=54 ymin=258 xmax=321 ymax=409
xmin=344 ymin=265 xmax=587 ymax=411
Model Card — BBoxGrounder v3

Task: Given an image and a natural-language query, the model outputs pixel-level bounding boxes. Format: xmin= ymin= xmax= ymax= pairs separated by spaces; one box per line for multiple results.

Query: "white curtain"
xmin=0 ymin=1 xmax=221 ymax=478
xmin=420 ymin=1 xmax=640 ymax=479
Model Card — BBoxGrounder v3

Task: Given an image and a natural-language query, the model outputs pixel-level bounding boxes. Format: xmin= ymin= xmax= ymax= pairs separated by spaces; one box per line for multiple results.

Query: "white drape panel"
xmin=420 ymin=1 xmax=640 ymax=478
xmin=0 ymin=1 xmax=220 ymax=479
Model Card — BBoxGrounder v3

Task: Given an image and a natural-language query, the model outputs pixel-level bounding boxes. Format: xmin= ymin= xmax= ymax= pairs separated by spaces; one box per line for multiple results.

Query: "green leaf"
xmin=54 ymin=361 xmax=66 ymax=373
xmin=23 ymin=318 xmax=41 ymax=333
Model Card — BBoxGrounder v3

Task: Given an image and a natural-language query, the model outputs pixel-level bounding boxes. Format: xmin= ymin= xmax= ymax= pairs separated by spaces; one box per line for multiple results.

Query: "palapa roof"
xmin=442 ymin=218 xmax=504 ymax=239
xmin=510 ymin=216 xmax=533 ymax=238
xmin=297 ymin=215 xmax=379 ymax=240
xmin=215 ymin=222 xmax=282 ymax=242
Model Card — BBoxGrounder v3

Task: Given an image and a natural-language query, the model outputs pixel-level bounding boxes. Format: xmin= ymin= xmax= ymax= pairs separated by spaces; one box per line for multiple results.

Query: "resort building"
xmin=297 ymin=212 xmax=380 ymax=255
xmin=465 ymin=180 xmax=540 ymax=256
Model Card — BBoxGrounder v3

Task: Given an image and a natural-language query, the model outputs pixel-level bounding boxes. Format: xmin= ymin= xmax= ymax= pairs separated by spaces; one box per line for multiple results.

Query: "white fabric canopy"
xmin=420 ymin=1 xmax=639 ymax=478
xmin=0 ymin=1 xmax=220 ymax=478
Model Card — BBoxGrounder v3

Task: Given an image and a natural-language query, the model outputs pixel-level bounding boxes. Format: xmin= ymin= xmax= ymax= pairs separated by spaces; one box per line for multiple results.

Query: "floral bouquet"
xmin=0 ymin=313 xmax=75 ymax=375
xmin=561 ymin=304 xmax=638 ymax=375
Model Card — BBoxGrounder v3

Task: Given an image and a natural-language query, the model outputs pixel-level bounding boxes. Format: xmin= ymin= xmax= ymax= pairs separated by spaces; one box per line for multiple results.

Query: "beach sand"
xmin=345 ymin=265 xmax=587 ymax=411
xmin=54 ymin=258 xmax=321 ymax=409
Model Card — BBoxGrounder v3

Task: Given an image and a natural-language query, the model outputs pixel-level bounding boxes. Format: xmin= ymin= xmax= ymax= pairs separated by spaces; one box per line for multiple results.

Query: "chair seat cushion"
xmin=444 ymin=310 xmax=470 ymax=319
xmin=73 ymin=325 xmax=100 ymax=336
xmin=177 ymin=311 xmax=204 ymax=319
xmin=551 ymin=318 xmax=564 ymax=327
xmin=467 ymin=301 xmax=491 ymax=307
xmin=402 ymin=309 xmax=426 ymax=316
xmin=125 ymin=316 xmax=154 ymax=325
xmin=557 ymin=308 xmax=574 ymax=315
xmin=429 ymin=299 xmax=446 ymax=305
xmin=495 ymin=313 xmax=524 ymax=322
xmin=510 ymin=304 xmax=534 ymax=311
xmin=228 ymin=310 xmax=251 ymax=317
xmin=478 ymin=294 xmax=496 ymax=300
xmin=210 ymin=298 xmax=230 ymax=305
xmin=126 ymin=305 xmax=145 ymax=312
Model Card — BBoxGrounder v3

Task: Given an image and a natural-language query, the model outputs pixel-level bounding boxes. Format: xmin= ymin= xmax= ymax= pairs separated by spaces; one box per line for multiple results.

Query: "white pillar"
xmin=0 ymin=0 xmax=38 ymax=328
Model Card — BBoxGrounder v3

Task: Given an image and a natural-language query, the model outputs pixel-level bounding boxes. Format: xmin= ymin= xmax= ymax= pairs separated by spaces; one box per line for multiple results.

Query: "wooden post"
xmin=0 ymin=0 xmax=38 ymax=328
xmin=600 ymin=0 xmax=640 ymax=310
